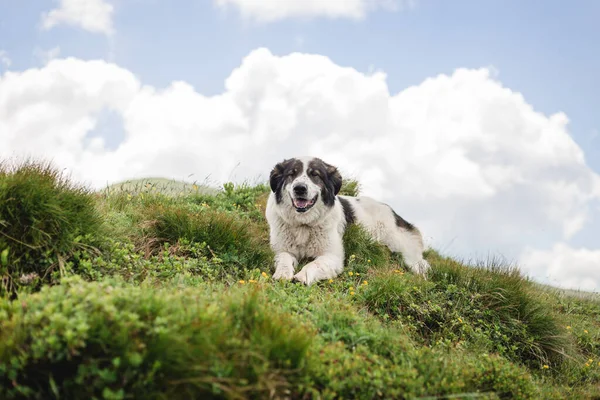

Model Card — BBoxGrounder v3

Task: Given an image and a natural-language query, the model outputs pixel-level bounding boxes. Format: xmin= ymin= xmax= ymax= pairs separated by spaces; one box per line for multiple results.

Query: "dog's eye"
xmin=310 ymin=170 xmax=320 ymax=177
xmin=287 ymin=169 xmax=297 ymax=176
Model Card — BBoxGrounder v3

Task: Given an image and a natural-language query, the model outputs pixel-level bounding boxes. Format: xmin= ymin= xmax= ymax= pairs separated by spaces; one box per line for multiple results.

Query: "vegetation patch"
xmin=0 ymin=159 xmax=599 ymax=399
xmin=0 ymin=159 xmax=105 ymax=296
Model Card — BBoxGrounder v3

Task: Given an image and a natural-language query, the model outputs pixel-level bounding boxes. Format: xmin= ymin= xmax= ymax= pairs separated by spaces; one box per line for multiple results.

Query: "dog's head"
xmin=269 ymin=156 xmax=342 ymax=215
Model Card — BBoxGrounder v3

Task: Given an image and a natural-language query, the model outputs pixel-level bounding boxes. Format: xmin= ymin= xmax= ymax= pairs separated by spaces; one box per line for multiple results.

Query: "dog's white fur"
xmin=265 ymin=156 xmax=430 ymax=285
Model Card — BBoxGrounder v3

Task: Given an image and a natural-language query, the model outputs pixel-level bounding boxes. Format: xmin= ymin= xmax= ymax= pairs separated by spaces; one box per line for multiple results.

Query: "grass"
xmin=0 ymin=158 xmax=599 ymax=399
xmin=0 ymin=159 xmax=105 ymax=296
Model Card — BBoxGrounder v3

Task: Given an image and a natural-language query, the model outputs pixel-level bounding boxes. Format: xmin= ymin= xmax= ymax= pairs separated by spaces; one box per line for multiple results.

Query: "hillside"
xmin=101 ymin=177 xmax=220 ymax=197
xmin=1 ymin=160 xmax=599 ymax=399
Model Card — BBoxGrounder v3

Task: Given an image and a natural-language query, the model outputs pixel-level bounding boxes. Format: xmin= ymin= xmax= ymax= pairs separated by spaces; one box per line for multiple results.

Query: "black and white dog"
xmin=265 ymin=156 xmax=430 ymax=285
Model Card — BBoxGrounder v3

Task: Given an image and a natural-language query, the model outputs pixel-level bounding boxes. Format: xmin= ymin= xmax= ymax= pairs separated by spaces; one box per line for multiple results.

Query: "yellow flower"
xmin=239 ymin=280 xmax=245 ymax=284
xmin=328 ymin=279 xmax=333 ymax=283
xmin=349 ymin=286 xmax=355 ymax=291
xmin=350 ymin=291 xmax=355 ymax=296
xmin=348 ymin=272 xmax=354 ymax=276
xmin=363 ymin=281 xmax=368 ymax=285
xmin=589 ymin=359 xmax=594 ymax=363
xmin=566 ymin=326 xmax=572 ymax=330
xmin=458 ymin=317 xmax=463 ymax=323
xmin=355 ymin=272 xmax=360 ymax=276
xmin=367 ymin=259 xmax=371 ymax=263
xmin=249 ymin=279 xmax=257 ymax=283
xmin=542 ymin=365 xmax=549 ymax=369
xmin=261 ymin=272 xmax=268 ymax=278
xmin=350 ymin=254 xmax=356 ymax=260
xmin=584 ymin=329 xmax=589 ymax=334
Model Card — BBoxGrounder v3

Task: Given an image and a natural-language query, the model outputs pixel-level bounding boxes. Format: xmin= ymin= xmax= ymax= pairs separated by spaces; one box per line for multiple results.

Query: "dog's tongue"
xmin=295 ymin=199 xmax=309 ymax=208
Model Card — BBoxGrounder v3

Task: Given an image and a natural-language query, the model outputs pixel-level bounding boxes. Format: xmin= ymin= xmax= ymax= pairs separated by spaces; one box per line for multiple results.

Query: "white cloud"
xmin=214 ymin=0 xmax=412 ymax=23
xmin=0 ymin=50 xmax=11 ymax=68
xmin=1 ymin=48 xmax=599 ymax=289
xmin=34 ymin=46 xmax=62 ymax=65
xmin=41 ymin=0 xmax=114 ymax=35
xmin=520 ymin=244 xmax=600 ymax=292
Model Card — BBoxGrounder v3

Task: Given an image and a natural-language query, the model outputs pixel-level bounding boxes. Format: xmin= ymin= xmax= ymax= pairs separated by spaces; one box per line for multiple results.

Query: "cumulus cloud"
xmin=0 ymin=50 xmax=11 ymax=68
xmin=33 ymin=46 xmax=62 ymax=65
xmin=1 ymin=48 xmax=599 ymax=289
xmin=520 ymin=244 xmax=600 ymax=292
xmin=41 ymin=0 xmax=114 ymax=35
xmin=214 ymin=0 xmax=412 ymax=22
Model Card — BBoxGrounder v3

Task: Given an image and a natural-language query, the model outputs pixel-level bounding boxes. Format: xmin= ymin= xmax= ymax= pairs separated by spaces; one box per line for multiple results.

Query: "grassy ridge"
xmin=0 ymin=159 xmax=599 ymax=399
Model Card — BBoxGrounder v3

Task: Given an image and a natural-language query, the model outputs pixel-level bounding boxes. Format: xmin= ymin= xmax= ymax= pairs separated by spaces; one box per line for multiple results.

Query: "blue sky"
xmin=2 ymin=0 xmax=599 ymax=171
xmin=1 ymin=0 xmax=599 ymax=290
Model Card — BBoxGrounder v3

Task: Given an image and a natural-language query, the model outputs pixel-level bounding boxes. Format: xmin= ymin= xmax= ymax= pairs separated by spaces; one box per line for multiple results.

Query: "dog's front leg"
xmin=272 ymin=252 xmax=298 ymax=281
xmin=293 ymin=253 xmax=343 ymax=286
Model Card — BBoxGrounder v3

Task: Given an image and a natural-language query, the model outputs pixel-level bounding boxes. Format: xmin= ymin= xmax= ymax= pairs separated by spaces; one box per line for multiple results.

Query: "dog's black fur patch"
xmin=270 ymin=158 xmax=303 ymax=204
xmin=391 ymin=207 xmax=416 ymax=231
xmin=307 ymin=158 xmax=342 ymax=207
xmin=338 ymin=197 xmax=355 ymax=225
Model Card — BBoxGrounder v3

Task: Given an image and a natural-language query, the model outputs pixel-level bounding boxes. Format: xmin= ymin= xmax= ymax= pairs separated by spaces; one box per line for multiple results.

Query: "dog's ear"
xmin=325 ymin=162 xmax=343 ymax=196
xmin=269 ymin=160 xmax=286 ymax=193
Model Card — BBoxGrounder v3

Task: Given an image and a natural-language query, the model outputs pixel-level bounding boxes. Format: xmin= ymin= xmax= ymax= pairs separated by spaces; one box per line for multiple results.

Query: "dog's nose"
xmin=293 ymin=183 xmax=308 ymax=196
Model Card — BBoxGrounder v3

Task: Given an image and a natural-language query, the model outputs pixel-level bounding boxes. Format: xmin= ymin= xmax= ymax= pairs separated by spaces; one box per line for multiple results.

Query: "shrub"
xmin=140 ymin=203 xmax=273 ymax=271
xmin=0 ymin=277 xmax=313 ymax=399
xmin=342 ymin=224 xmax=391 ymax=274
xmin=358 ymin=254 xmax=570 ymax=370
xmin=0 ymin=159 xmax=104 ymax=296
xmin=339 ymin=178 xmax=361 ymax=197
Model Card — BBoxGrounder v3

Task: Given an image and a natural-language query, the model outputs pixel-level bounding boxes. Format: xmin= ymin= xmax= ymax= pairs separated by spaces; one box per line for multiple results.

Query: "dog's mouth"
xmin=291 ymin=194 xmax=318 ymax=213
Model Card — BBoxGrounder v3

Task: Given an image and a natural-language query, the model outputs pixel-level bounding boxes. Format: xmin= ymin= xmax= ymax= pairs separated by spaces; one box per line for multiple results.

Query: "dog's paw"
xmin=293 ymin=263 xmax=320 ymax=286
xmin=292 ymin=269 xmax=310 ymax=285
xmin=272 ymin=266 xmax=294 ymax=281
xmin=412 ymin=259 xmax=431 ymax=278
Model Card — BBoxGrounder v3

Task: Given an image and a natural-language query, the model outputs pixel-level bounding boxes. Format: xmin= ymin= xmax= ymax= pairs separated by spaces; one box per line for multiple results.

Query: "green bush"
xmin=141 ymin=203 xmax=273 ymax=271
xmin=0 ymin=277 xmax=313 ymax=399
xmin=0 ymin=160 xmax=104 ymax=296
xmin=342 ymin=224 xmax=392 ymax=274
xmin=339 ymin=178 xmax=361 ymax=197
xmin=358 ymin=254 xmax=571 ymax=370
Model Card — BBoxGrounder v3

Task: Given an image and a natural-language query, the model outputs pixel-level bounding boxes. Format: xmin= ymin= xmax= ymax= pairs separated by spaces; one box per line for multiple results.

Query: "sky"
xmin=0 ymin=0 xmax=599 ymax=291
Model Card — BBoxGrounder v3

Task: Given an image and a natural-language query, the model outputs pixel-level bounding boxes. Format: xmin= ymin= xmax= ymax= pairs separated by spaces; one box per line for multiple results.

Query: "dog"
xmin=265 ymin=156 xmax=430 ymax=285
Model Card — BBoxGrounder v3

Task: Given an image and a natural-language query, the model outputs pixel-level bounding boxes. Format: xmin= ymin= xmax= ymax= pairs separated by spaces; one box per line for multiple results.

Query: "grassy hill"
xmin=1 ymin=159 xmax=599 ymax=399
xmin=101 ymin=177 xmax=220 ymax=197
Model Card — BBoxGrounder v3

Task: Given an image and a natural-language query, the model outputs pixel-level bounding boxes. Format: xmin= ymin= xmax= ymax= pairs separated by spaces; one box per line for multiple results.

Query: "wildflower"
xmin=458 ymin=317 xmax=463 ymax=324
xmin=362 ymin=280 xmax=368 ymax=286
xmin=542 ymin=365 xmax=549 ymax=370
xmin=348 ymin=271 xmax=354 ymax=276
xmin=350 ymin=254 xmax=356 ymax=260
xmin=350 ymin=291 xmax=355 ymax=296
xmin=584 ymin=329 xmax=589 ymax=334
xmin=249 ymin=279 xmax=257 ymax=283
xmin=239 ymin=280 xmax=245 ymax=284
xmin=261 ymin=272 xmax=268 ymax=278
xmin=349 ymin=287 xmax=355 ymax=291
xmin=367 ymin=259 xmax=371 ymax=263
xmin=355 ymin=272 xmax=360 ymax=276
xmin=566 ymin=326 xmax=572 ymax=330
xmin=328 ymin=279 xmax=333 ymax=283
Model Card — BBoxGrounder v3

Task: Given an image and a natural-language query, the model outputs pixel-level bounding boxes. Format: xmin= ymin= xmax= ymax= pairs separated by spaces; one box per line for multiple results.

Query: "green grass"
xmin=0 ymin=159 xmax=105 ymax=296
xmin=0 ymin=159 xmax=599 ymax=399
